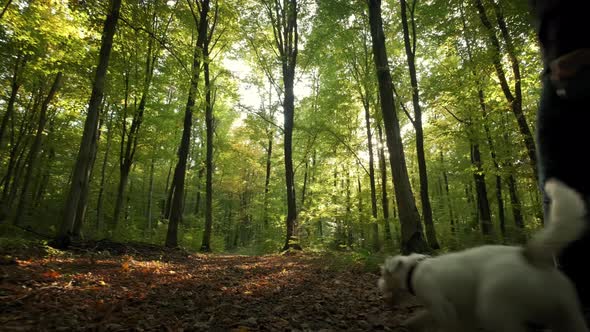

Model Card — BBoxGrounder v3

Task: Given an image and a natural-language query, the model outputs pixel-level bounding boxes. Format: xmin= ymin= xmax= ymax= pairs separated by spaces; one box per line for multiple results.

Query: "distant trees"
xmin=0 ymin=0 xmax=542 ymax=252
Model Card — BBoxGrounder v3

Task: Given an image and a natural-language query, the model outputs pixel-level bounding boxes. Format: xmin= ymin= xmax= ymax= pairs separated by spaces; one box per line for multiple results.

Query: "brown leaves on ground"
xmin=0 ymin=243 xmax=417 ymax=331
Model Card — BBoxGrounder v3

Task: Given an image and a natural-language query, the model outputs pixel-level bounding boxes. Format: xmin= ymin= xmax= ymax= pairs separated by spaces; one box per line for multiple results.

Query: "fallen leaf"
xmin=41 ymin=270 xmax=61 ymax=279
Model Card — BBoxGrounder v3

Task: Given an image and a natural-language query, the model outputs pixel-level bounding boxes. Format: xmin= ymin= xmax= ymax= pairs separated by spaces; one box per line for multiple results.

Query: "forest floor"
xmin=0 ymin=240 xmax=418 ymax=331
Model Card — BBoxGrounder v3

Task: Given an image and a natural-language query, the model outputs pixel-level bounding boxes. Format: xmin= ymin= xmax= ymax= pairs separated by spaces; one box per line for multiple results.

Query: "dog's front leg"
xmin=398 ymin=309 xmax=442 ymax=332
xmin=424 ymin=296 xmax=465 ymax=332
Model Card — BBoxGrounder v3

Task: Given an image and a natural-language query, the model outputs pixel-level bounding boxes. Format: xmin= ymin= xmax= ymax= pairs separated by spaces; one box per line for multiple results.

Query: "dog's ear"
xmin=383 ymin=256 xmax=404 ymax=274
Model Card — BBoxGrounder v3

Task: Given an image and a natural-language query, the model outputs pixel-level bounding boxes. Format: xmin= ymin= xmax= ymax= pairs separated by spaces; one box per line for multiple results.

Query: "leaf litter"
xmin=0 ymin=241 xmax=417 ymax=331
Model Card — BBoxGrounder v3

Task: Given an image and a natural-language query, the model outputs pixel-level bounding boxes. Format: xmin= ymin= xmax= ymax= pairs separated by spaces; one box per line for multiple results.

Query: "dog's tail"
xmin=523 ymin=178 xmax=587 ymax=267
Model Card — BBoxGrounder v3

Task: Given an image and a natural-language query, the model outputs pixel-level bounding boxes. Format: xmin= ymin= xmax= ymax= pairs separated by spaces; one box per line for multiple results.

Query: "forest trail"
xmin=0 ymin=242 xmax=416 ymax=331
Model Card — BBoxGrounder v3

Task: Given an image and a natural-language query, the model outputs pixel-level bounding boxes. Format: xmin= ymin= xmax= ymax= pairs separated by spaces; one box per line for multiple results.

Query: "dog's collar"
xmin=406 ymin=257 xmax=428 ymax=296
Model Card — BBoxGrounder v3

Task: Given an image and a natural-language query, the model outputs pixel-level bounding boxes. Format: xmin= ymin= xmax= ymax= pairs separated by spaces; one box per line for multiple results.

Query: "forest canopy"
xmin=0 ymin=0 xmax=543 ymax=254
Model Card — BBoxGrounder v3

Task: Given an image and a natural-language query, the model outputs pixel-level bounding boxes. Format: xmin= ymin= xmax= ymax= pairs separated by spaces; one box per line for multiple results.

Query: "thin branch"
xmin=245 ymin=36 xmax=283 ymax=97
xmin=118 ymin=15 xmax=191 ymax=77
xmin=237 ymin=103 xmax=284 ymax=134
xmin=391 ymin=83 xmax=415 ymax=125
xmin=320 ymin=125 xmax=370 ymax=177
xmin=410 ymin=0 xmax=417 ymax=55
xmin=0 ymin=0 xmax=12 ymax=21
xmin=186 ymin=0 xmax=199 ymax=25
xmin=442 ymin=105 xmax=469 ymax=124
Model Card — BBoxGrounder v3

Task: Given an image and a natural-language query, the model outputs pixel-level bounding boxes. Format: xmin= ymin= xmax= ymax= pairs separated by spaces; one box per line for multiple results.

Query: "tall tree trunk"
xmin=507 ymin=173 xmax=524 ymax=229
xmin=473 ymin=0 xmax=537 ymax=181
xmin=165 ymin=0 xmax=209 ymax=248
xmin=96 ymin=108 xmax=114 ymax=231
xmin=362 ymin=101 xmax=380 ymax=252
xmin=146 ymin=158 xmax=155 ymax=237
xmin=281 ymin=7 xmax=299 ymax=251
xmin=399 ymin=0 xmax=439 ymax=250
xmin=460 ymin=2 xmax=506 ymax=238
xmin=56 ymin=0 xmax=122 ymax=248
xmin=357 ymin=173 xmax=365 ymax=248
xmin=481 ymin=99 xmax=505 ymax=237
xmin=201 ymin=37 xmax=214 ymax=252
xmin=1 ymin=90 xmax=40 ymax=213
xmin=377 ymin=124 xmax=392 ymax=241
xmin=14 ymin=72 xmax=62 ymax=225
xmin=367 ymin=0 xmax=428 ymax=254
xmin=264 ymin=0 xmax=299 ymax=251
xmin=440 ymin=151 xmax=455 ymax=235
xmin=500 ymin=113 xmax=524 ymax=230
xmin=73 ymin=103 xmax=104 ymax=237
xmin=263 ymin=133 xmax=273 ymax=226
xmin=470 ymin=143 xmax=493 ymax=236
xmin=113 ymin=35 xmax=156 ymax=228
xmin=301 ymin=159 xmax=308 ymax=208
xmin=113 ymin=166 xmax=130 ymax=227
xmin=33 ymin=121 xmax=55 ymax=208
xmin=0 ymin=54 xmax=23 ymax=151
xmin=160 ymin=160 xmax=171 ymax=217
xmin=346 ymin=172 xmax=353 ymax=247
xmin=473 ymin=85 xmax=506 ymax=237
xmin=194 ymin=165 xmax=203 ymax=215
xmin=349 ymin=24 xmax=380 ymax=250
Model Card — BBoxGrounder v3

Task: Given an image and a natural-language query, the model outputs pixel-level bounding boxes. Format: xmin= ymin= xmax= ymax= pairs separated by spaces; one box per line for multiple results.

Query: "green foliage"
xmin=0 ymin=0 xmax=546 ymax=254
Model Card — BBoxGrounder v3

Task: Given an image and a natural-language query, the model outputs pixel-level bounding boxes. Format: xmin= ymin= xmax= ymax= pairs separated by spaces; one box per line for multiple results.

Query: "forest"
xmin=0 ymin=0 xmax=546 ymax=330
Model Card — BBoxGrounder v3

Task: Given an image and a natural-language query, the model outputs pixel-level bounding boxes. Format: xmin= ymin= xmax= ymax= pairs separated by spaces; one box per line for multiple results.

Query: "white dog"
xmin=378 ymin=179 xmax=589 ymax=332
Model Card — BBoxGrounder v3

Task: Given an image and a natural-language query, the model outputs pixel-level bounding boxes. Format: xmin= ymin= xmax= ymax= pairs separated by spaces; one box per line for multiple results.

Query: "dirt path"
xmin=0 ymin=243 xmax=417 ymax=331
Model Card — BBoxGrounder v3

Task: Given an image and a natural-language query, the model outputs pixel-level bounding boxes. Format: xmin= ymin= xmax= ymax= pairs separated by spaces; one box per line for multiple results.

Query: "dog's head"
xmin=378 ymin=254 xmax=428 ymax=306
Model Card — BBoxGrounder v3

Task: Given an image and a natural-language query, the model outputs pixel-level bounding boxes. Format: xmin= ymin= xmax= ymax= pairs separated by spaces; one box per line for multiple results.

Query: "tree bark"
xmin=470 ymin=143 xmax=493 ymax=236
xmin=507 ymin=173 xmax=524 ymax=229
xmin=14 ymin=72 xmax=62 ymax=225
xmin=367 ymin=0 xmax=428 ymax=254
xmin=146 ymin=158 xmax=155 ymax=236
xmin=73 ymin=102 xmax=104 ymax=237
xmin=56 ymin=0 xmax=122 ymax=248
xmin=440 ymin=151 xmax=455 ymax=235
xmin=96 ymin=109 xmax=114 ymax=231
xmin=1 ymin=90 xmax=40 ymax=214
xmin=357 ymin=173 xmax=365 ymax=248
xmin=346 ymin=172 xmax=354 ymax=247
xmin=193 ymin=165 xmax=203 ymax=215
xmin=33 ymin=120 xmax=55 ymax=208
xmin=377 ymin=124 xmax=392 ymax=241
xmin=113 ymin=34 xmax=156 ymax=228
xmin=263 ymin=134 xmax=273 ymax=226
xmin=0 ymin=54 xmax=23 ymax=151
xmin=398 ymin=0 xmax=439 ymax=249
xmin=200 ymin=36 xmax=214 ymax=252
xmin=399 ymin=0 xmax=439 ymax=249
xmin=165 ymin=0 xmax=209 ymax=248
xmin=264 ymin=0 xmax=299 ymax=251
xmin=362 ymin=102 xmax=380 ymax=251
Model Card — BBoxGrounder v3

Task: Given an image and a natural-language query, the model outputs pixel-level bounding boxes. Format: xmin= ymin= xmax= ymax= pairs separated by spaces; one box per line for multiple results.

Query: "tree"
xmin=165 ymin=0 xmax=210 ymax=248
xmin=348 ymin=22 xmax=380 ymax=252
xmin=377 ymin=123 xmax=392 ymax=241
xmin=473 ymin=0 xmax=537 ymax=182
xmin=398 ymin=0 xmax=439 ymax=249
xmin=14 ymin=72 xmax=62 ymax=225
xmin=112 ymin=1 xmax=171 ymax=229
xmin=55 ymin=0 xmax=122 ymax=247
xmin=200 ymin=1 xmax=221 ymax=252
xmin=262 ymin=0 xmax=300 ymax=251
xmin=367 ymin=0 xmax=428 ymax=254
